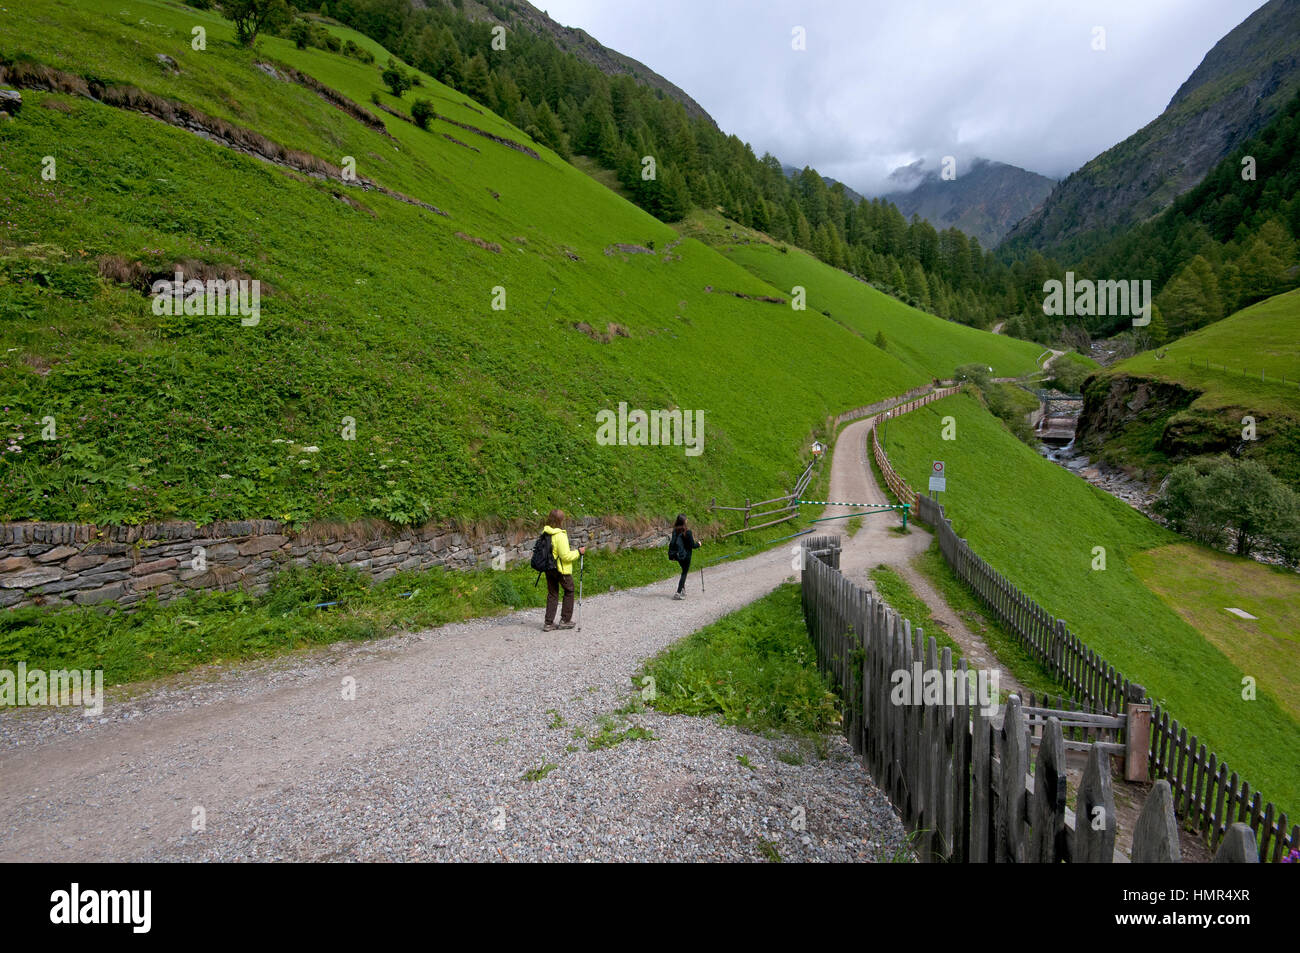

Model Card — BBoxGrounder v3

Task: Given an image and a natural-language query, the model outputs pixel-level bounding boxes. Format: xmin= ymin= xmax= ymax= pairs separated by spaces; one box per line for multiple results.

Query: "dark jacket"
xmin=671 ymin=528 xmax=700 ymax=562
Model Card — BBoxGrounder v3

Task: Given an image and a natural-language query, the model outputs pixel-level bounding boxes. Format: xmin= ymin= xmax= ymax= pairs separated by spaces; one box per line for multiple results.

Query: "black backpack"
xmin=531 ymin=531 xmax=557 ymax=582
xmin=668 ymin=531 xmax=684 ymax=562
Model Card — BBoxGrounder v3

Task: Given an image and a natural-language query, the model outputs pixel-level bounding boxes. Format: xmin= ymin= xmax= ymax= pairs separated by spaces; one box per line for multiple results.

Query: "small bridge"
xmin=1034 ymin=388 xmax=1082 ymax=445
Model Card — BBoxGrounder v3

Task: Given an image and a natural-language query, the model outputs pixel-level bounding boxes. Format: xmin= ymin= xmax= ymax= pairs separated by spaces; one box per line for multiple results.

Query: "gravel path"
xmin=0 ymin=411 xmax=935 ymax=863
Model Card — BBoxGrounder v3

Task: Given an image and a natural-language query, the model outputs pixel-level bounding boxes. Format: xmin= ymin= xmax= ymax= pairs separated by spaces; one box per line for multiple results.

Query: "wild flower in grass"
xmin=1283 ymin=849 xmax=1299 ymax=864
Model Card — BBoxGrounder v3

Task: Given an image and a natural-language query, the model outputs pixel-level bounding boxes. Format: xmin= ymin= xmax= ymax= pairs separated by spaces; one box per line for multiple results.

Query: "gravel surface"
xmin=0 ymin=414 xmax=924 ymax=863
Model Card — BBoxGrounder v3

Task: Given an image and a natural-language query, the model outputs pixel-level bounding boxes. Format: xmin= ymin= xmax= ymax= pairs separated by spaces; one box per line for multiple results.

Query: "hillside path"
xmin=0 ymin=395 xmax=1025 ymax=862
xmin=0 ymin=407 xmax=935 ymax=863
xmin=827 ymin=418 xmax=1024 ymax=693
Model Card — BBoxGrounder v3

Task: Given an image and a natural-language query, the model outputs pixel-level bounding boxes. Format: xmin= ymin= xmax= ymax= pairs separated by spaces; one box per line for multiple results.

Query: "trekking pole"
xmin=577 ymin=553 xmax=584 ymax=631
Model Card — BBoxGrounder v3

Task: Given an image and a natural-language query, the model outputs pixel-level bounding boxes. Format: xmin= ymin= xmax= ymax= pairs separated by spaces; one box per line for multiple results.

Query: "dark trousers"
xmin=545 ymin=569 xmax=574 ymax=624
xmin=677 ymin=556 xmax=691 ymax=593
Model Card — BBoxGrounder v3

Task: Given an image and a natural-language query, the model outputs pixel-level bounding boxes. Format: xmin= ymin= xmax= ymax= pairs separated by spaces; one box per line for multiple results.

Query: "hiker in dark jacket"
xmin=542 ymin=508 xmax=584 ymax=630
xmin=669 ymin=513 xmax=701 ymax=600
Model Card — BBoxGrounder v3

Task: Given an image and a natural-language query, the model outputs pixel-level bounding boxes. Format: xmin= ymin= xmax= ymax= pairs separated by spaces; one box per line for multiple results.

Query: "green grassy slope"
xmin=885 ymin=393 xmax=1300 ymax=814
xmin=1120 ymin=290 xmax=1300 ymax=401
xmin=1079 ymin=290 xmax=1300 ymax=484
xmin=711 ymin=236 xmax=1044 ymax=382
xmin=0 ymin=0 xmax=927 ymax=527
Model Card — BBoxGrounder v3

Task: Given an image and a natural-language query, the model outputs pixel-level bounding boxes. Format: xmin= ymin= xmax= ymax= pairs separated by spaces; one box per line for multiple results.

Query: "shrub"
xmin=344 ymin=40 xmax=375 ymax=64
xmin=381 ymin=58 xmax=411 ymax=98
xmin=222 ymin=0 xmax=290 ymax=46
xmin=410 ymin=98 xmax=434 ymax=129
xmin=1048 ymin=354 xmax=1091 ymax=393
xmin=288 ymin=19 xmax=310 ymax=49
xmin=1155 ymin=457 xmax=1300 ymax=561
xmin=953 ymin=363 xmax=992 ymax=389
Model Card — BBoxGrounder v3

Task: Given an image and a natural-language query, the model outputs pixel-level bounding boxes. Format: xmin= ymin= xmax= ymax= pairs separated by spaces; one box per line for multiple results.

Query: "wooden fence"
xmin=799 ymin=536 xmax=1263 ymax=863
xmin=869 ymin=387 xmax=1296 ymax=860
xmin=709 ymin=458 xmax=815 ymax=538
xmin=869 ymin=387 xmax=959 ymax=507
xmin=912 ymin=493 xmax=1296 ymax=861
xmin=831 ymin=383 xmax=933 ymax=429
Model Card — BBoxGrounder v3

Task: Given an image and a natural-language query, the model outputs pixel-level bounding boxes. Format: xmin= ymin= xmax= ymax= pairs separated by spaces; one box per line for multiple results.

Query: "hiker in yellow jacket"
xmin=542 ymin=509 xmax=585 ymax=631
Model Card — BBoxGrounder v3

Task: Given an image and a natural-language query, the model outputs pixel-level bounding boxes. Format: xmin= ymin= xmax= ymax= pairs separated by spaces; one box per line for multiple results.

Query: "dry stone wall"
xmin=0 ymin=518 xmax=663 ymax=610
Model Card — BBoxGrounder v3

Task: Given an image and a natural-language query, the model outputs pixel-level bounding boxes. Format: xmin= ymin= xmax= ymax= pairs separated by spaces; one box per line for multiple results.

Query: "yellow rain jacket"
xmin=543 ymin=525 xmax=581 ymax=575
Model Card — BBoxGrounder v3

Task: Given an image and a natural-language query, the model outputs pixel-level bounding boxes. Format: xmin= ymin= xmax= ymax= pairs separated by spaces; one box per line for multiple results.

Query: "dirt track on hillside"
xmin=0 ymin=398 xmax=1027 ymax=862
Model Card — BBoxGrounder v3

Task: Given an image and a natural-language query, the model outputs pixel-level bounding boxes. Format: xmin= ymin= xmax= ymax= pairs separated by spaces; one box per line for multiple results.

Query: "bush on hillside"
xmin=1048 ymin=355 xmax=1091 ymax=393
xmin=410 ymin=98 xmax=434 ymax=130
xmin=222 ymin=0 xmax=290 ymax=46
xmin=983 ymin=383 xmax=1038 ymax=445
xmin=381 ymin=58 xmax=411 ymax=97
xmin=953 ymin=363 xmax=992 ymax=388
xmin=1155 ymin=457 xmax=1300 ymax=563
xmin=344 ymin=40 xmax=375 ymax=64
xmin=288 ymin=19 xmax=310 ymax=49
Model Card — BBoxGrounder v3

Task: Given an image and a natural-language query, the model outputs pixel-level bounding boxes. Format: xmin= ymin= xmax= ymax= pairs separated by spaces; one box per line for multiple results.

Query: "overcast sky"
xmin=535 ymin=0 xmax=1267 ymax=195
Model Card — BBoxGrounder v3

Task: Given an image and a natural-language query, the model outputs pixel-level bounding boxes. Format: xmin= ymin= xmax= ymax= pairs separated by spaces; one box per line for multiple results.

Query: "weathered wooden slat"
xmin=1258 ymin=802 xmax=1275 ymax=861
xmin=952 ymin=657 xmax=971 ymax=864
xmin=1212 ymin=823 xmax=1259 ymax=863
xmin=1030 ymin=716 xmax=1067 ymax=862
xmin=999 ymin=695 xmax=1027 ymax=863
xmin=1132 ymin=780 xmax=1181 ymax=863
xmin=971 ymin=706 xmax=992 ymax=863
xmin=1074 ymin=744 xmax=1116 ymax=863
xmin=936 ymin=646 xmax=954 ymax=860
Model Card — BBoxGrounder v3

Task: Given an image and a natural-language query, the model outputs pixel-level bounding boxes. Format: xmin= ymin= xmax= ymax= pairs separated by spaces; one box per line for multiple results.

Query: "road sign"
xmin=928 ymin=460 xmax=946 ymax=492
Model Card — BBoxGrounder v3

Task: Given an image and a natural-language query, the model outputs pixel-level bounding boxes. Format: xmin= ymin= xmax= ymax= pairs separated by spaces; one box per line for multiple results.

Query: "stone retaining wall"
xmin=0 ymin=518 xmax=664 ymax=610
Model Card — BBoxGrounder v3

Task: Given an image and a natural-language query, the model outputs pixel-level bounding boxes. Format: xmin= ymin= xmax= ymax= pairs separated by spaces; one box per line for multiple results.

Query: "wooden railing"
xmin=800 ymin=536 xmax=1263 ymax=863
xmin=863 ymin=390 xmax=1295 ymax=861
xmin=869 ymin=387 xmax=958 ymax=507
xmin=709 ymin=459 xmax=814 ymax=538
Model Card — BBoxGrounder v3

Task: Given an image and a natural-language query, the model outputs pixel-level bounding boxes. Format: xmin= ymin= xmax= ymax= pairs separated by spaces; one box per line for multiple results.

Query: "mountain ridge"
xmin=455 ymin=0 xmax=718 ymax=125
xmin=1001 ymin=0 xmax=1300 ymax=260
xmin=883 ymin=157 xmax=1055 ymax=249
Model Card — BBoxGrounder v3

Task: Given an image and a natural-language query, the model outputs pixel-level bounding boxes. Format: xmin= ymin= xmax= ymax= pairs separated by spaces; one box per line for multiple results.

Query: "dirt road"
xmin=0 ymin=397 xmax=993 ymax=862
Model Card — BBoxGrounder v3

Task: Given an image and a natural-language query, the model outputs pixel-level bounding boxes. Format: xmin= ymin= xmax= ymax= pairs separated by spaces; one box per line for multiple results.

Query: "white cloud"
xmin=537 ymin=0 xmax=1267 ymax=194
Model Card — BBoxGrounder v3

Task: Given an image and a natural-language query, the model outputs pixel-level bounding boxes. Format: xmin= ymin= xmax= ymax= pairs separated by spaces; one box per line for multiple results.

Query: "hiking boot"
xmin=556 ymin=620 xmax=576 ymax=629
xmin=673 ymin=591 xmax=685 ymax=600
xmin=543 ymin=623 xmax=557 ymax=631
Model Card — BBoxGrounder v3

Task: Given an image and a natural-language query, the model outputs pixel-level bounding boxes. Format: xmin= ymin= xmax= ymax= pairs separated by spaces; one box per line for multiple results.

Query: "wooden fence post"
xmin=1125 ymin=692 xmax=1151 ymax=782
xmin=971 ymin=706 xmax=992 ymax=863
xmin=1212 ymin=823 xmax=1259 ymax=863
xmin=952 ymin=657 xmax=971 ymax=863
xmin=1132 ymin=780 xmax=1181 ymax=863
xmin=1031 ymin=716 xmax=1067 ymax=862
xmin=999 ymin=695 xmax=1028 ymax=862
xmin=1075 ymin=744 xmax=1116 ymax=863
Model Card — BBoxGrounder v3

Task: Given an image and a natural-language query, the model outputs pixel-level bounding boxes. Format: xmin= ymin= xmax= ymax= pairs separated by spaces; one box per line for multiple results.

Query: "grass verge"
xmin=642 ymin=583 xmax=839 ymax=736
xmin=867 ymin=564 xmax=962 ymax=663
xmin=911 ymin=541 xmax=1062 ymax=700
